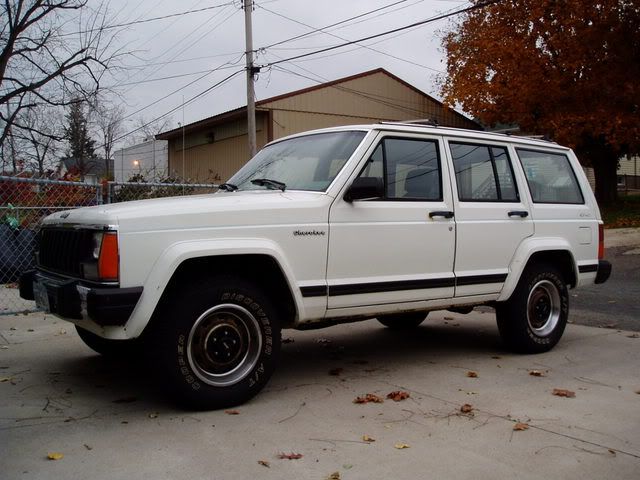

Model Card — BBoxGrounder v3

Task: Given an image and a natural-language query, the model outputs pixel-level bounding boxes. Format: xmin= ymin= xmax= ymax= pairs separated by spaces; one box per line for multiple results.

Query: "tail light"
xmin=598 ymin=224 xmax=604 ymax=260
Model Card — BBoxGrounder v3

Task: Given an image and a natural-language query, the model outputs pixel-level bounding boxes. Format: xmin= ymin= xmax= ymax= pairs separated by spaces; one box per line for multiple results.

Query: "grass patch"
xmin=601 ymin=194 xmax=640 ymax=228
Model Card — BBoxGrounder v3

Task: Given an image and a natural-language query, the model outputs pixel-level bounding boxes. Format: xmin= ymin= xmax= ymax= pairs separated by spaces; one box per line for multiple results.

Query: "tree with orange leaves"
xmin=441 ymin=0 xmax=640 ymax=205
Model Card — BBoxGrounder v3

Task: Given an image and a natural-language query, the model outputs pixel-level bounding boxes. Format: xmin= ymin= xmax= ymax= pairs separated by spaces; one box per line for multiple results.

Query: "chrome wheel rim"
xmin=527 ymin=280 xmax=561 ymax=337
xmin=187 ymin=304 xmax=262 ymax=387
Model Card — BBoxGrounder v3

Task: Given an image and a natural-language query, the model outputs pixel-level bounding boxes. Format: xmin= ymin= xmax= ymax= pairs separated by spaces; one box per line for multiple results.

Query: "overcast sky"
xmin=98 ymin=0 xmax=470 ymax=142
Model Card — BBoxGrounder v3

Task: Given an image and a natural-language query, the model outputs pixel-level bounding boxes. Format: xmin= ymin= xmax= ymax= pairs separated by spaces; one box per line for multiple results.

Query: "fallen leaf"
xmin=600 ymin=323 xmax=617 ymax=329
xmin=362 ymin=435 xmax=376 ymax=442
xmin=394 ymin=443 xmax=410 ymax=449
xmin=444 ymin=316 xmax=454 ymax=320
xmin=513 ymin=422 xmax=529 ymax=431
xmin=83 ymin=444 xmax=92 ymax=451
xmin=343 ymin=464 xmax=353 ymax=469
xmin=353 ymin=393 xmax=384 ymax=404
xmin=224 ymin=410 xmax=240 ymax=415
xmin=1 ymin=346 xmax=9 ymax=350
xmin=387 ymin=390 xmax=410 ymax=401
xmin=257 ymin=460 xmax=270 ymax=468
xmin=282 ymin=337 xmax=295 ymax=344
xmin=329 ymin=368 xmax=343 ymax=376
xmin=491 ymin=356 xmax=501 ymax=359
xmin=529 ymin=370 xmax=546 ymax=377
xmin=277 ymin=452 xmax=303 ymax=460
xmin=47 ymin=453 xmax=64 ymax=461
xmin=635 ymin=390 xmax=640 ymax=395
xmin=460 ymin=403 xmax=474 ymax=414
xmin=148 ymin=413 xmax=158 ymax=419
xmin=0 ymin=376 xmax=13 ymax=383
xmin=27 ymin=328 xmax=34 ymax=332
xmin=466 ymin=371 xmax=478 ymax=378
xmin=608 ymin=449 xmax=616 ymax=456
xmin=326 ymin=472 xmax=341 ymax=480
xmin=552 ymin=388 xmax=576 ymax=398
xmin=627 ymin=333 xmax=639 ymax=338
xmin=315 ymin=338 xmax=331 ymax=345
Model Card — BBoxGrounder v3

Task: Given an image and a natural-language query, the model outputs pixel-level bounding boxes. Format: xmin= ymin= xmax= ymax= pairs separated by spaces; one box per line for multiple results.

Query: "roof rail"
xmin=379 ymin=119 xmax=439 ymax=127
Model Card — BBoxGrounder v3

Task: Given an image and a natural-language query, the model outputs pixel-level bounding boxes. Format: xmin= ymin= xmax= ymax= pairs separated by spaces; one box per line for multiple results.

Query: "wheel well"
xmin=525 ymin=250 xmax=577 ymax=287
xmin=150 ymin=254 xmax=297 ymax=329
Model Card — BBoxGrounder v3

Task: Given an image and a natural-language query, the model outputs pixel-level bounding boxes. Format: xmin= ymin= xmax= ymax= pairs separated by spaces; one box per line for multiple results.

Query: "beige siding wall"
xmin=619 ymin=156 xmax=639 ymax=176
xmin=168 ymin=114 xmax=268 ymax=182
xmin=262 ymin=71 xmax=475 ymax=137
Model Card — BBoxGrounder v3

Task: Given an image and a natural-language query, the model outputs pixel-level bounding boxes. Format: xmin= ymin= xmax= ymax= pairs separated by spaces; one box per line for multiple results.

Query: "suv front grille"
xmin=37 ymin=227 xmax=95 ymax=278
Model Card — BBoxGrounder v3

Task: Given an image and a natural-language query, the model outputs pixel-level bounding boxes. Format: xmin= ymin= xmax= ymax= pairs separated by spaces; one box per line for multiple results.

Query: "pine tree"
xmin=63 ymin=101 xmax=99 ymax=176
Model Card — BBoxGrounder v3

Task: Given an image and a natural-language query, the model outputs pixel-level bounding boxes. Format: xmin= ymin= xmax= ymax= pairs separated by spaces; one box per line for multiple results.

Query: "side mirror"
xmin=344 ymin=177 xmax=384 ymax=202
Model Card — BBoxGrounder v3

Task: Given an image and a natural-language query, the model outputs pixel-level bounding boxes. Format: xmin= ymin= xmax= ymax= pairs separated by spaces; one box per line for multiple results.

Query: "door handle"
xmin=429 ymin=210 xmax=454 ymax=219
xmin=508 ymin=210 xmax=529 ymax=218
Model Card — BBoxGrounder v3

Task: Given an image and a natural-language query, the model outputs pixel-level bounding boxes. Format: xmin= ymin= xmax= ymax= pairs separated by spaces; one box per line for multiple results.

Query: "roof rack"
xmin=379 ymin=119 xmax=439 ymax=127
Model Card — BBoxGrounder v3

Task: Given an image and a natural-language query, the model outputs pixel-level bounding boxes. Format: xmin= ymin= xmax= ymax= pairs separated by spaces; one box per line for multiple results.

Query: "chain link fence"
xmin=0 ymin=176 xmax=218 ymax=315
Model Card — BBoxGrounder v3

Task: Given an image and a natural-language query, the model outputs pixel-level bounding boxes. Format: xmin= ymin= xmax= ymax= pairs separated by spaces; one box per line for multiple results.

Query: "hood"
xmin=42 ymin=190 xmax=332 ymax=232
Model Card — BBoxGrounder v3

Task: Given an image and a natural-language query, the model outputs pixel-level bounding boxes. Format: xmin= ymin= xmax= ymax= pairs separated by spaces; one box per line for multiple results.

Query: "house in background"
xmin=156 ymin=68 xmax=481 ymax=183
xmin=113 ymin=139 xmax=168 ymax=182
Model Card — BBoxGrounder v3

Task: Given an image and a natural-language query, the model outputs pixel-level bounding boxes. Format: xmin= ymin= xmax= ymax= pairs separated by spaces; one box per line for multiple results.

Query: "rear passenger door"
xmin=445 ymin=139 xmax=534 ymax=296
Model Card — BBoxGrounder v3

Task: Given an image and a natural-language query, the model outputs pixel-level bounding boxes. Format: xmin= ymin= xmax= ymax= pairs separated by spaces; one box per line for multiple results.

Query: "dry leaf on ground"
xmin=277 ymin=452 xmax=303 ymax=460
xmin=224 ymin=409 xmax=240 ymax=415
xmin=329 ymin=368 xmax=343 ymax=376
xmin=387 ymin=390 xmax=410 ymax=401
xmin=529 ymin=370 xmax=546 ymax=377
xmin=47 ymin=453 xmax=64 ymax=461
xmin=466 ymin=371 xmax=478 ymax=378
xmin=326 ymin=472 xmax=341 ymax=480
xmin=552 ymin=388 xmax=576 ymax=398
xmin=257 ymin=460 xmax=270 ymax=468
xmin=394 ymin=443 xmax=410 ymax=449
xmin=148 ymin=413 xmax=158 ymax=419
xmin=513 ymin=422 xmax=529 ymax=431
xmin=362 ymin=435 xmax=376 ymax=442
xmin=460 ymin=403 xmax=474 ymax=414
xmin=282 ymin=337 xmax=295 ymax=344
xmin=353 ymin=393 xmax=384 ymax=404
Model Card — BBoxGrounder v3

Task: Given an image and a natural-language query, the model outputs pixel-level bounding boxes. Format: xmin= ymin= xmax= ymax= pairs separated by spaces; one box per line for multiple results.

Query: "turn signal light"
xmin=98 ymin=232 xmax=119 ymax=281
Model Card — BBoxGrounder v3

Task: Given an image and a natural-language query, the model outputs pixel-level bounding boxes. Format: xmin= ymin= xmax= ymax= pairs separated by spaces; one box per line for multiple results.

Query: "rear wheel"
xmin=377 ymin=312 xmax=427 ymax=330
xmin=496 ymin=263 xmax=568 ymax=353
xmin=150 ymin=276 xmax=281 ymax=409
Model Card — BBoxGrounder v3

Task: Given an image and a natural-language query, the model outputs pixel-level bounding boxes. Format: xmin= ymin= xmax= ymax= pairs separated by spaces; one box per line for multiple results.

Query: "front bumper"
xmin=19 ymin=270 xmax=143 ymax=326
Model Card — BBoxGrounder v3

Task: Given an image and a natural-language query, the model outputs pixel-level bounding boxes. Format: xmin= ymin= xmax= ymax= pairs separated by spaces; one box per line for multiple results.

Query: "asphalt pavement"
xmin=1 ymin=307 xmax=639 ymax=479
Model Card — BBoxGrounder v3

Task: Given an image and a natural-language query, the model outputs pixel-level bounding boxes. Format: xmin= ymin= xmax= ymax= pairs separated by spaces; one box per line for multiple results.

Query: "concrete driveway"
xmin=1 ymin=309 xmax=639 ymax=479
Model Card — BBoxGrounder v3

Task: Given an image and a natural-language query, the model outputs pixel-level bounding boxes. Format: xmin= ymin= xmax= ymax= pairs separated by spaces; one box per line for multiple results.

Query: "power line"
xmin=58 ymin=1 xmax=236 ymax=36
xmin=257 ymin=4 xmax=444 ymax=74
xmin=108 ymin=70 xmax=244 ymax=147
xmin=258 ymin=0 xmax=412 ymax=50
xmin=258 ymin=1 xmax=500 ymax=68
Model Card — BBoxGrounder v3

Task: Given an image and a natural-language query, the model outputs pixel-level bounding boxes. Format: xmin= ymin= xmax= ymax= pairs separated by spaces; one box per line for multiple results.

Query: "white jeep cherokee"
xmin=20 ymin=123 xmax=611 ymax=409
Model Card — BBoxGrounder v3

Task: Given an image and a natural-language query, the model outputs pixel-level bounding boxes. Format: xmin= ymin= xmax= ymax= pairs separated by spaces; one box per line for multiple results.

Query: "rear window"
xmin=516 ymin=149 xmax=584 ymax=204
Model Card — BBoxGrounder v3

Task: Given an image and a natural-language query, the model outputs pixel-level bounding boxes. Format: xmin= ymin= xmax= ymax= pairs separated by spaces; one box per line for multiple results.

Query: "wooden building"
xmin=156 ymin=68 xmax=480 ymax=183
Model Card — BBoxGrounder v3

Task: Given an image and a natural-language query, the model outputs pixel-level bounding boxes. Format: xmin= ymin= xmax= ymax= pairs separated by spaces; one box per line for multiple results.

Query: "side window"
xmin=516 ymin=149 xmax=584 ymax=204
xmin=357 ymin=137 xmax=441 ymax=201
xmin=449 ymin=142 xmax=519 ymax=202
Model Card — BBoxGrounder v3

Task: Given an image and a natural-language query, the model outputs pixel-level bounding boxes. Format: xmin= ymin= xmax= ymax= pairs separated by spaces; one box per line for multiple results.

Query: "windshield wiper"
xmin=218 ymin=183 xmax=238 ymax=191
xmin=251 ymin=178 xmax=286 ymax=191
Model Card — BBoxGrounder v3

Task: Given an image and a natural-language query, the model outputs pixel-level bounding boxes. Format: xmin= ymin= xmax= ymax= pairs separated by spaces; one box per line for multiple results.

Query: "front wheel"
xmin=496 ymin=263 xmax=568 ymax=353
xmin=150 ymin=276 xmax=281 ymax=409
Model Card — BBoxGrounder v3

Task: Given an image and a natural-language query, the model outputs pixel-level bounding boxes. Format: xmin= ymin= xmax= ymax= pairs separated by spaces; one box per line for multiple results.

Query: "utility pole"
xmin=243 ymin=0 xmax=257 ymax=158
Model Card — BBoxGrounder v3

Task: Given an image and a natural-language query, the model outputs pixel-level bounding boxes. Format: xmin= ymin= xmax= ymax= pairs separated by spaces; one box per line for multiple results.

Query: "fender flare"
xmin=123 ymin=238 xmax=304 ymax=338
xmin=498 ymin=237 xmax=577 ymax=302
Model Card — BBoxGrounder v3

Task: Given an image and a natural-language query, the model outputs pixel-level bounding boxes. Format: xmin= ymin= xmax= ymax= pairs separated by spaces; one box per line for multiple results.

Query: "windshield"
xmin=228 ymin=131 xmax=366 ymax=192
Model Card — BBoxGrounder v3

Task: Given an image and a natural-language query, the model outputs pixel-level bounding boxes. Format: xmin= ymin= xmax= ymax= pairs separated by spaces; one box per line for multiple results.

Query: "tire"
xmin=150 ymin=276 xmax=281 ymax=410
xmin=377 ymin=312 xmax=427 ymax=330
xmin=496 ymin=263 xmax=568 ymax=353
xmin=75 ymin=326 xmax=138 ymax=357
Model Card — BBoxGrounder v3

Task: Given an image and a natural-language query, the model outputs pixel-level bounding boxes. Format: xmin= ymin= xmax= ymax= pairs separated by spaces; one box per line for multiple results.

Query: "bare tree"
xmin=91 ymin=98 xmax=125 ymax=178
xmin=0 ymin=1 xmax=127 ymax=149
xmin=12 ymin=103 xmax=63 ymax=176
xmin=126 ymin=115 xmax=174 ymax=146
